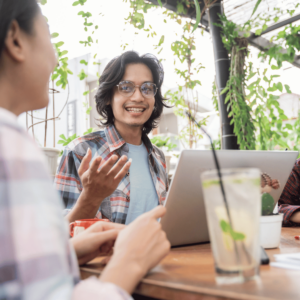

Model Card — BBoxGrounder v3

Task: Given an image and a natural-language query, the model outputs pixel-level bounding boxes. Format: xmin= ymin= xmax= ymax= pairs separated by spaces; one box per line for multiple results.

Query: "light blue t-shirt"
xmin=125 ymin=142 xmax=159 ymax=224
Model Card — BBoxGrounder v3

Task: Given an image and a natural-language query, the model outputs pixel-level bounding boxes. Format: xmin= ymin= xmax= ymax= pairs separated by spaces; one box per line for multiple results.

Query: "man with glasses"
xmin=55 ymin=51 xmax=170 ymax=224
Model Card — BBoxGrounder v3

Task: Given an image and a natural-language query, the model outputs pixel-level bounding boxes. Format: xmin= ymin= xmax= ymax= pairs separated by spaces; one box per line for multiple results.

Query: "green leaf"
xmin=55 ymin=41 xmax=64 ymax=48
xmin=40 ymin=0 xmax=47 ymax=4
xmin=220 ymin=220 xmax=231 ymax=233
xmin=72 ymin=1 xmax=80 ymax=6
xmin=51 ymin=73 xmax=59 ymax=81
xmin=51 ymin=32 xmax=59 ymax=39
xmin=71 ymin=133 xmax=77 ymax=140
xmin=192 ymin=0 xmax=201 ymax=33
xmin=255 ymin=28 xmax=263 ymax=36
xmin=231 ymin=231 xmax=246 ymax=241
xmin=84 ymin=128 xmax=95 ymax=135
xmin=285 ymin=84 xmax=292 ymax=93
xmin=220 ymin=220 xmax=245 ymax=241
xmin=251 ymin=0 xmax=262 ymax=17
xmin=80 ymin=59 xmax=88 ymax=66
xmin=60 ymin=50 xmax=68 ymax=56
xmin=86 ymin=106 xmax=92 ymax=115
xmin=78 ymin=69 xmax=88 ymax=80
xmin=59 ymin=134 xmax=67 ymax=140
xmin=277 ymin=82 xmax=283 ymax=92
xmin=158 ymin=35 xmax=165 ymax=46
xmin=83 ymin=90 xmax=90 ymax=96
xmin=271 ymin=65 xmax=280 ymax=70
xmin=285 ymin=124 xmax=293 ymax=130
xmin=157 ymin=0 xmax=162 ymax=7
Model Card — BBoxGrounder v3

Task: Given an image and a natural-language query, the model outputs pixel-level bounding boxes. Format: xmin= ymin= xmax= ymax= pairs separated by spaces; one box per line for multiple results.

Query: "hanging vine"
xmin=217 ymin=3 xmax=299 ymax=150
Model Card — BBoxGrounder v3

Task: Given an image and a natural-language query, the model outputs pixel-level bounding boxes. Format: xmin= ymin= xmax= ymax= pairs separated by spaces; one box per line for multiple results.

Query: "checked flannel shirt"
xmin=279 ymin=158 xmax=300 ymax=227
xmin=55 ymin=124 xmax=169 ymax=224
xmin=0 ymin=107 xmax=132 ymax=300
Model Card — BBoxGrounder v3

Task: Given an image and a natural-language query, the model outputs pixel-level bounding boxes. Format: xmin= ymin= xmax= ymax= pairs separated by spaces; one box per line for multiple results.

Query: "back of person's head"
xmin=0 ymin=0 xmax=57 ymax=115
xmin=0 ymin=0 xmax=39 ymax=57
xmin=95 ymin=51 xmax=169 ymax=134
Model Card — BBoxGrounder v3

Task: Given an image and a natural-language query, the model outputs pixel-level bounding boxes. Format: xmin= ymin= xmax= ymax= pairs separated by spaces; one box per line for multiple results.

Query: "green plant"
xmin=216 ymin=7 xmax=297 ymax=151
xmin=150 ymin=136 xmax=177 ymax=152
xmin=261 ymin=193 xmax=275 ymax=216
xmin=57 ymin=128 xmax=96 ymax=155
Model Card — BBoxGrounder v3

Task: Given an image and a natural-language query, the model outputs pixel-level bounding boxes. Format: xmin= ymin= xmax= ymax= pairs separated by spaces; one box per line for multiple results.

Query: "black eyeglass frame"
xmin=116 ymin=80 xmax=157 ymax=98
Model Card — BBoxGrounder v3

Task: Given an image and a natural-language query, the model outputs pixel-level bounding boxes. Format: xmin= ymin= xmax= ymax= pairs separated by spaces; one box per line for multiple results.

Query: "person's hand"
xmin=66 ymin=149 xmax=131 ymax=223
xmin=79 ymin=148 xmax=131 ymax=202
xmin=100 ymin=206 xmax=171 ymax=294
xmin=71 ymin=221 xmax=125 ymax=266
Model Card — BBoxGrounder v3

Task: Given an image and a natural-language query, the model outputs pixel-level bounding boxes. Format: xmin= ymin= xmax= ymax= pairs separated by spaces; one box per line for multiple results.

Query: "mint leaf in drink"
xmin=220 ymin=220 xmax=231 ymax=233
xmin=231 ymin=231 xmax=245 ymax=241
xmin=220 ymin=219 xmax=246 ymax=241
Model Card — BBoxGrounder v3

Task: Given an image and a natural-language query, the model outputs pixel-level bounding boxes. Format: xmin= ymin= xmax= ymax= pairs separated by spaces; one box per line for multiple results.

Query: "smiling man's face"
xmin=111 ymin=63 xmax=155 ymax=131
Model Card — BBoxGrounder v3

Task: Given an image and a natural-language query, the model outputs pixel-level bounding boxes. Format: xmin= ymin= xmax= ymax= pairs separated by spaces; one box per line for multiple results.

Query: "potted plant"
xmin=260 ymin=173 xmax=283 ymax=249
xmin=150 ymin=135 xmax=177 ymax=174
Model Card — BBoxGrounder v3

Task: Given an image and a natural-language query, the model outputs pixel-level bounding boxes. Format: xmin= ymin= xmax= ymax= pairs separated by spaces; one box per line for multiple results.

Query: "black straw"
xmin=185 ymin=111 xmax=243 ymax=264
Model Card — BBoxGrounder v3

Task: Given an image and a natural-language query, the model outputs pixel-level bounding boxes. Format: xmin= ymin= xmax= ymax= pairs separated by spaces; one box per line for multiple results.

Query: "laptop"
xmin=160 ymin=150 xmax=298 ymax=247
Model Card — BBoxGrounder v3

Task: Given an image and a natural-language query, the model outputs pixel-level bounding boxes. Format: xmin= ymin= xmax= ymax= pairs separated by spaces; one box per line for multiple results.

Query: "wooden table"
xmin=80 ymin=228 xmax=300 ymax=300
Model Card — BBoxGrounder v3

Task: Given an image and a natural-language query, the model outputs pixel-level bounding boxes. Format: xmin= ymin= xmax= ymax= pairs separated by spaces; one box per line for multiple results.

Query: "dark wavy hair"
xmin=95 ymin=51 xmax=170 ymax=134
xmin=0 ymin=0 xmax=39 ymax=57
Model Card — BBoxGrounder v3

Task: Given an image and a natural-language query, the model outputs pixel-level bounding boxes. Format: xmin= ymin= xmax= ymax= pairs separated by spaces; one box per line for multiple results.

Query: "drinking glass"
xmin=201 ymin=168 xmax=261 ymax=284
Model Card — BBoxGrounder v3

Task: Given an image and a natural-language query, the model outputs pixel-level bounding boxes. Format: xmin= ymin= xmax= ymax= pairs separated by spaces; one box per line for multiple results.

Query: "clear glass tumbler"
xmin=201 ymin=168 xmax=261 ymax=284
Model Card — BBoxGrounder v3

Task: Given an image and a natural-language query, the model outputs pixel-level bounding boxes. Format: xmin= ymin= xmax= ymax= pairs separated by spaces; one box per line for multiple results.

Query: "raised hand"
xmin=101 ymin=205 xmax=171 ymax=294
xmin=67 ymin=148 xmax=131 ymax=223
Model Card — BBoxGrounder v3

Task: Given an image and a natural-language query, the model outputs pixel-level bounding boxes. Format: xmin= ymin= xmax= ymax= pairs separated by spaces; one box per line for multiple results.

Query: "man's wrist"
xmin=77 ymin=188 xmax=103 ymax=211
xmin=66 ymin=189 xmax=104 ymax=223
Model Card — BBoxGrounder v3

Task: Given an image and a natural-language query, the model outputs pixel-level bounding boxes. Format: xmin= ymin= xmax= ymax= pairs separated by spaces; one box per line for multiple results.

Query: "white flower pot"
xmin=42 ymin=147 xmax=61 ymax=176
xmin=260 ymin=213 xmax=283 ymax=249
xmin=164 ymin=154 xmax=172 ymax=175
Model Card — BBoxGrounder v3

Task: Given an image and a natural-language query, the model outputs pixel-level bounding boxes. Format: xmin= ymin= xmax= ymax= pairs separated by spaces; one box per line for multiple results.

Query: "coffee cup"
xmin=70 ymin=218 xmax=110 ymax=237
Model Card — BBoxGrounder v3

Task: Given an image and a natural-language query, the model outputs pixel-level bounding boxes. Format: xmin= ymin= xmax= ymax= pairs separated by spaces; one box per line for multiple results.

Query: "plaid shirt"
xmin=55 ymin=125 xmax=168 ymax=224
xmin=279 ymin=158 xmax=300 ymax=227
xmin=0 ymin=108 xmax=131 ymax=300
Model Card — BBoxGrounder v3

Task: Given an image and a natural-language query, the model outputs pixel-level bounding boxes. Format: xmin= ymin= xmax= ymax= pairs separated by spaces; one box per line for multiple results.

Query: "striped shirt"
xmin=279 ymin=158 xmax=300 ymax=226
xmin=0 ymin=108 xmax=131 ymax=300
xmin=55 ymin=125 xmax=169 ymax=224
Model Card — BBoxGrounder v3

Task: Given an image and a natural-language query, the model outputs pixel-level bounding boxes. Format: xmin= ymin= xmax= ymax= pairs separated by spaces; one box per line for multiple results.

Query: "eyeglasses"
xmin=116 ymin=81 xmax=157 ymax=98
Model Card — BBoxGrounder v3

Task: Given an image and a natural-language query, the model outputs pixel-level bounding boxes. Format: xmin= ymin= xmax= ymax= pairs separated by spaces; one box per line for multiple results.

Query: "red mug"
xmin=69 ymin=218 xmax=110 ymax=237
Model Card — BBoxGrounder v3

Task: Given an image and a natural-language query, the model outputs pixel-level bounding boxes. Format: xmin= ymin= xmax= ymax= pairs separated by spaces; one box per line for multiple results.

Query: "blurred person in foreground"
xmin=55 ymin=51 xmax=170 ymax=224
xmin=0 ymin=0 xmax=170 ymax=299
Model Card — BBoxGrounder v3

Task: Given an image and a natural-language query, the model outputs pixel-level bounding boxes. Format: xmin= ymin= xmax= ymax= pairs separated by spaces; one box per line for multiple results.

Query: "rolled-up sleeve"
xmin=279 ymin=159 xmax=300 ymax=226
xmin=54 ymin=148 xmax=83 ymax=213
xmin=73 ymin=277 xmax=133 ymax=300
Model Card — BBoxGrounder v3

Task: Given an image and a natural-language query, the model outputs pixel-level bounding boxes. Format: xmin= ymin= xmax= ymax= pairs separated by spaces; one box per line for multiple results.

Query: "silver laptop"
xmin=161 ymin=150 xmax=298 ymax=247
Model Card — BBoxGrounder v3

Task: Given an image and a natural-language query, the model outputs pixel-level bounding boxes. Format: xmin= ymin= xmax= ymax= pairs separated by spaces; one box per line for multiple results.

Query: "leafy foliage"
xmin=217 ymin=9 xmax=298 ymax=150
xmin=51 ymin=35 xmax=73 ymax=90
xmin=259 ymin=23 xmax=300 ymax=69
xmin=57 ymin=128 xmax=96 ymax=155
xmin=150 ymin=136 xmax=177 ymax=152
xmin=212 ymin=81 xmax=219 ymax=111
